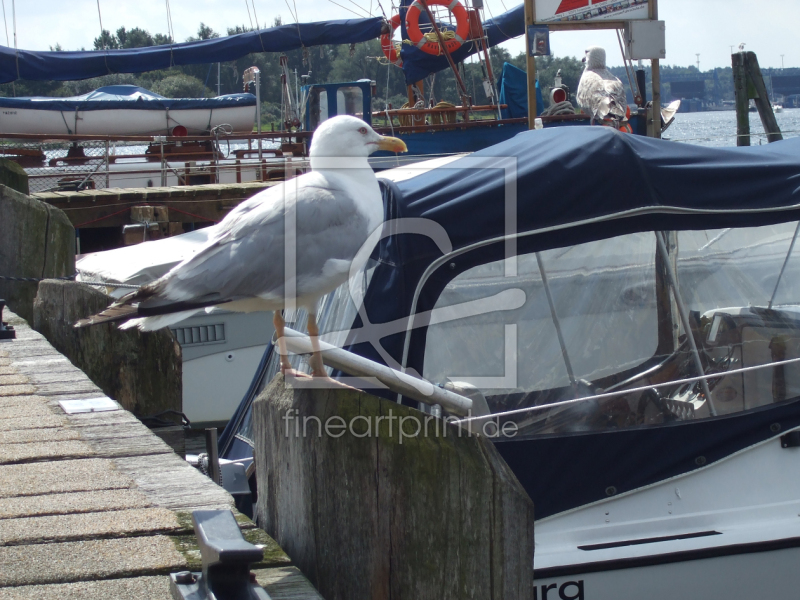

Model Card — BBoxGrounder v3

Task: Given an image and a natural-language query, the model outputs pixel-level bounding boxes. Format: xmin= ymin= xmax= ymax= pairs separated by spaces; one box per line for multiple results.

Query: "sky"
xmin=3 ymin=0 xmax=797 ymax=71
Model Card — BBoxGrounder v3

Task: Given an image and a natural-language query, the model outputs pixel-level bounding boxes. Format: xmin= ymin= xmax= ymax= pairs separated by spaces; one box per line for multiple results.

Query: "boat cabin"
xmin=302 ymin=79 xmax=375 ymax=131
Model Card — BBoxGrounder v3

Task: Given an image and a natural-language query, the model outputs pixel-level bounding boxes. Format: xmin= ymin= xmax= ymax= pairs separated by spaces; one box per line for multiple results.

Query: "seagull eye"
xmin=358 ymin=127 xmax=368 ymax=134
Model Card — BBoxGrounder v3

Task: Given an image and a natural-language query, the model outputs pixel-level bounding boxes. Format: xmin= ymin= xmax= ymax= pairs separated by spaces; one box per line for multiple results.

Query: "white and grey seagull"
xmin=75 ymin=115 xmax=407 ymax=377
xmin=576 ymin=46 xmax=627 ymax=126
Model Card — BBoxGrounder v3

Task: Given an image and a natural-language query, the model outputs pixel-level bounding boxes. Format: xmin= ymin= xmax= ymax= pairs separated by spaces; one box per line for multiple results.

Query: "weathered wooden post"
xmin=732 ymin=52 xmax=751 ymax=146
xmin=254 ymin=375 xmax=535 ymax=600
xmin=733 ymin=51 xmax=783 ymax=147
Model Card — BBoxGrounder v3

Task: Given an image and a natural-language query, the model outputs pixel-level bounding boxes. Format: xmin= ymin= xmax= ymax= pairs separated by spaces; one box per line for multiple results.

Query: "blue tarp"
xmin=0 ymin=84 xmax=255 ymax=111
xmin=0 ymin=18 xmax=384 ymax=83
xmin=399 ymin=2 xmax=524 ymax=84
xmin=498 ymin=62 xmax=541 ymax=118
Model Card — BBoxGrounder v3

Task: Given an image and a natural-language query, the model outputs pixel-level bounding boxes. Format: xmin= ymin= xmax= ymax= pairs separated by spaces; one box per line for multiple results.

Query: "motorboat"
xmin=218 ymin=126 xmax=800 ymax=597
xmin=0 ymin=85 xmax=256 ymax=136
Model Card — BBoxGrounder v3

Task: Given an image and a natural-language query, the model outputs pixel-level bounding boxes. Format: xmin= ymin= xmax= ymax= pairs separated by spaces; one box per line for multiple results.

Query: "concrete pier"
xmin=0 ymin=309 xmax=322 ymax=599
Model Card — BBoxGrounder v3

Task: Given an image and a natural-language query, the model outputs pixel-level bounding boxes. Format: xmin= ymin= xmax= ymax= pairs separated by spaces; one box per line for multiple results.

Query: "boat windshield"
xmin=423 ymin=223 xmax=800 ymax=437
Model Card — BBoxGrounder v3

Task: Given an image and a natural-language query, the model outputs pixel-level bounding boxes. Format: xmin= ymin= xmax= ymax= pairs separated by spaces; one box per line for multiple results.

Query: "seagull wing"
xmin=76 ymin=171 xmax=376 ymax=327
xmin=577 ymin=68 xmax=627 ymax=121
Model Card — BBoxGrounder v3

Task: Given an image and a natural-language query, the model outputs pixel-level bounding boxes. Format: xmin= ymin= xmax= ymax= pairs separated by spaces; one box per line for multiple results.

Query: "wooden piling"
xmin=745 ymin=52 xmax=783 ymax=143
xmin=733 ymin=51 xmax=783 ymax=146
xmin=253 ymin=375 xmax=535 ymax=600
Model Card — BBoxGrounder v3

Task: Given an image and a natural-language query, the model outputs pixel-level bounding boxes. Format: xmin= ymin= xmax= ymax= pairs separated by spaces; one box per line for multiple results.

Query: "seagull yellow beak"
xmin=375 ymin=135 xmax=408 ymax=153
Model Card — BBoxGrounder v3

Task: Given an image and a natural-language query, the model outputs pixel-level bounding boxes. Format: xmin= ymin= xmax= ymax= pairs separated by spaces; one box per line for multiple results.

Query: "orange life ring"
xmin=405 ymin=0 xmax=469 ymax=56
xmin=381 ymin=14 xmax=403 ymax=66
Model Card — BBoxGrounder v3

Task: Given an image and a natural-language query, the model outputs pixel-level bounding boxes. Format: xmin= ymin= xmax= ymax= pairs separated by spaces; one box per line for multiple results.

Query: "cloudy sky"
xmin=5 ymin=0 xmax=796 ymax=70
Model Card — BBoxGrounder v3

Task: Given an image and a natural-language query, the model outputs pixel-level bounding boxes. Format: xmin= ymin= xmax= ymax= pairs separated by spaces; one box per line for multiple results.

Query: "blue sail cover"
xmin=399 ymin=2 xmax=524 ymax=84
xmin=0 ymin=85 xmax=255 ymax=111
xmin=0 ymin=18 xmax=384 ymax=83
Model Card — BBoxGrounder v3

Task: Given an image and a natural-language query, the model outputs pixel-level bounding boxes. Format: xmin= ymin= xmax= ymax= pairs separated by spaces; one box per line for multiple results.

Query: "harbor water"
xmin=666 ymin=107 xmax=800 ymax=147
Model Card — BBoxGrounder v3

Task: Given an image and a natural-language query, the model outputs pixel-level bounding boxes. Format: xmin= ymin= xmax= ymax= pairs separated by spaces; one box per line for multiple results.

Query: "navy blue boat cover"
xmin=0 ymin=85 xmax=255 ymax=111
xmin=350 ymin=127 xmax=800 ymax=373
xmin=0 ymin=5 xmax=525 ymax=85
xmin=0 ymin=18 xmax=385 ymax=83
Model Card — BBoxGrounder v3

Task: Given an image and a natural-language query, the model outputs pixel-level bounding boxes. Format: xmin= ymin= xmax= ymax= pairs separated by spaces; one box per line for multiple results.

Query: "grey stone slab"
xmin=63 ymin=409 xmax=138 ymax=426
xmin=33 ymin=380 xmax=104 ymax=397
xmin=0 ymin=440 xmax=96 ymax=465
xmin=0 ymin=428 xmax=81 ymax=446
xmin=114 ymin=454 xmax=234 ymax=511
xmin=0 ymin=458 xmax=132 ymax=498
xmin=0 ymin=507 xmax=182 ymax=546
xmin=22 ymin=371 xmax=93 ymax=386
xmin=0 ymin=374 xmax=28 ymax=386
xmin=0 ymin=535 xmax=187 ymax=586
xmin=0 ymin=489 xmax=152 ymax=520
xmin=0 ymin=367 xmax=17 ymax=375
xmin=0 ymin=384 xmax=36 ymax=397
xmin=0 ymin=576 xmax=173 ymax=600
xmin=0 ymin=414 xmax=66 ymax=432
xmin=10 ymin=357 xmax=73 ymax=372
xmin=0 ymin=394 xmax=50 ymax=409
xmin=254 ymin=566 xmax=325 ymax=600
xmin=0 ymin=403 xmax=56 ymax=421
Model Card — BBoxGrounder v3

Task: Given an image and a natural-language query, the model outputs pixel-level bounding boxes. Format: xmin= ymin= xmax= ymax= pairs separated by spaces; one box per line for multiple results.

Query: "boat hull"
xmin=534 ymin=546 xmax=800 ymax=599
xmin=0 ymin=105 xmax=256 ymax=136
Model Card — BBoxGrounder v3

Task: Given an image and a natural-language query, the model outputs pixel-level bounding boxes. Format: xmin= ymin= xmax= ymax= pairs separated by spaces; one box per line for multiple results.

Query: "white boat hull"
xmin=533 ymin=430 xmax=800 ymax=599
xmin=0 ymin=105 xmax=255 ymax=135
xmin=534 ymin=546 xmax=800 ymax=599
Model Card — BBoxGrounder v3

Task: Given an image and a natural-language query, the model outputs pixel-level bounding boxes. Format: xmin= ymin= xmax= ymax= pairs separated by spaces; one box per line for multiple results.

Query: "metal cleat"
xmin=0 ymin=300 xmax=15 ymax=340
xmin=170 ymin=510 xmax=270 ymax=600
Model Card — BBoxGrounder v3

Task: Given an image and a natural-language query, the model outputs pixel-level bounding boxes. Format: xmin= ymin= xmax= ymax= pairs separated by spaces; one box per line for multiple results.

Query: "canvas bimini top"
xmin=0 ymin=85 xmax=256 ymax=112
xmin=343 ymin=126 xmax=800 ymax=369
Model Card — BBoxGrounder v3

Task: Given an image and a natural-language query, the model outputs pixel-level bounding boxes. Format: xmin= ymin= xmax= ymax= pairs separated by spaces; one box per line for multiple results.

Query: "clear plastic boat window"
xmin=423 ymin=224 xmax=800 ymax=436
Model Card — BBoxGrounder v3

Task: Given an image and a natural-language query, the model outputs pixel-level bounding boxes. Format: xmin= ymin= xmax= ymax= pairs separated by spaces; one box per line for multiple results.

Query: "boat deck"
xmin=0 ymin=309 xmax=321 ymax=599
xmin=32 ymin=181 xmax=279 ymax=230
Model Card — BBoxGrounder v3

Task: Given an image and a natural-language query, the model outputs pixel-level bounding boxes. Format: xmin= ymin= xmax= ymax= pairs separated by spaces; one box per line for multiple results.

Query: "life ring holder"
xmin=405 ymin=0 xmax=469 ymax=56
xmin=381 ymin=14 xmax=403 ymax=66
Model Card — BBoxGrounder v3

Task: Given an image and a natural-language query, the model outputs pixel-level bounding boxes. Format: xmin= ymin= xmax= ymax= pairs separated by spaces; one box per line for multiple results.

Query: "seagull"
xmin=75 ymin=115 xmax=408 ymax=377
xmin=576 ymin=46 xmax=627 ymax=126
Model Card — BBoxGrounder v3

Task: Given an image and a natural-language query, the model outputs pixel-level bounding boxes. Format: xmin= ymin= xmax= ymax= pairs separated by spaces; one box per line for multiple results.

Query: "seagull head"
xmin=310 ymin=115 xmax=407 ymax=163
xmin=583 ymin=46 xmax=606 ymax=69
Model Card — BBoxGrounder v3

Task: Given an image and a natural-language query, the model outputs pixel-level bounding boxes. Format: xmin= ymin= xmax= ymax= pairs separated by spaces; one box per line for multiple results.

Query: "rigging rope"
xmin=165 ymin=0 xmax=176 ymax=66
xmin=244 ymin=0 xmax=254 ymax=29
xmin=250 ymin=0 xmax=261 ymax=30
xmin=616 ymin=28 xmax=637 ymax=102
xmin=1 ymin=1 xmax=9 ymax=47
xmin=325 ymin=0 xmax=365 ymax=18
xmin=95 ymin=0 xmax=111 ymax=75
xmin=455 ymin=354 xmax=800 ymax=425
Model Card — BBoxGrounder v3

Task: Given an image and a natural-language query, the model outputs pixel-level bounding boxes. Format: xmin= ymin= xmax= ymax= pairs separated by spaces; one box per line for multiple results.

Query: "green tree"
xmin=150 ymin=74 xmax=213 ymax=98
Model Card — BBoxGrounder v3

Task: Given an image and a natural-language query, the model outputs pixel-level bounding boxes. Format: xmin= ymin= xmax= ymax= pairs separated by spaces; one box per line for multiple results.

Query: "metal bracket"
xmin=781 ymin=431 xmax=800 ymax=448
xmin=0 ymin=300 xmax=15 ymax=340
xmin=170 ymin=510 xmax=271 ymax=600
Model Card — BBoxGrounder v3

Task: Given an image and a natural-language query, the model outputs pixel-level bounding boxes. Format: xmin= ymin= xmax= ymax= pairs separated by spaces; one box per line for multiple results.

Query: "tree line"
xmin=1 ymin=23 xmax=796 ymax=127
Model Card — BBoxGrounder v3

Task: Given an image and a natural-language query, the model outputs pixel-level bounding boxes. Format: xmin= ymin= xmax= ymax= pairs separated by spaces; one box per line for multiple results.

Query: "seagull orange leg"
xmin=307 ymin=313 xmax=328 ymax=378
xmin=273 ymin=310 xmax=295 ymax=375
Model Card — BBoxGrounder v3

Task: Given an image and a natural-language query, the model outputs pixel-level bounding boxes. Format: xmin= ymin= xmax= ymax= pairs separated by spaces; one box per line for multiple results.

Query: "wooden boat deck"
xmin=0 ymin=309 xmax=321 ymax=599
xmin=32 ymin=181 xmax=280 ymax=230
